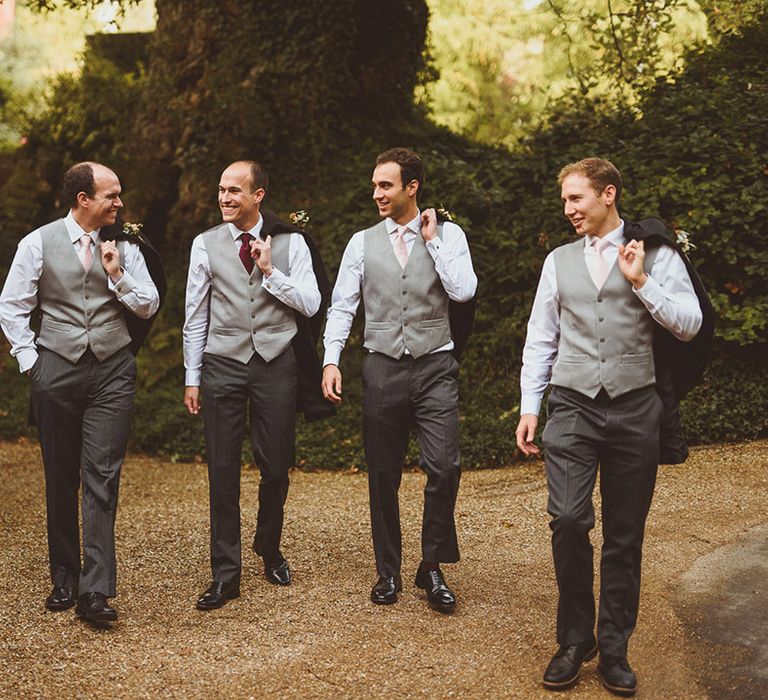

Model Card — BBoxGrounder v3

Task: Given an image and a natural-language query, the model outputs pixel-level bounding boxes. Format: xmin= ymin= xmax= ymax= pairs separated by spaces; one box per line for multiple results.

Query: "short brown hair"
xmin=558 ymin=157 xmax=622 ymax=204
xmin=376 ymin=147 xmax=424 ymax=194
xmin=61 ymin=162 xmax=96 ymax=208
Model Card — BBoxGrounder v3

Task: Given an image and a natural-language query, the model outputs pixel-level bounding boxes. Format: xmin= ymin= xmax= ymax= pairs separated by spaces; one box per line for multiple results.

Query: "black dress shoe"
xmin=414 ymin=567 xmax=456 ymax=613
xmin=264 ymin=552 xmax=291 ymax=586
xmin=597 ymin=655 xmax=637 ymax=696
xmin=75 ymin=592 xmax=118 ymax=624
xmin=196 ymin=579 xmax=240 ymax=610
xmin=371 ymin=575 xmax=402 ymax=605
xmin=45 ymin=586 xmax=78 ymax=611
xmin=542 ymin=640 xmax=598 ymax=690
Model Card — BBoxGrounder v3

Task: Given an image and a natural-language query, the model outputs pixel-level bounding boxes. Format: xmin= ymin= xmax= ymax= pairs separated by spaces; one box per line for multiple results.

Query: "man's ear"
xmin=253 ymin=188 xmax=266 ymax=205
xmin=406 ymin=180 xmax=419 ymax=197
xmin=602 ymin=184 xmax=617 ymax=207
xmin=75 ymin=191 xmax=90 ymax=209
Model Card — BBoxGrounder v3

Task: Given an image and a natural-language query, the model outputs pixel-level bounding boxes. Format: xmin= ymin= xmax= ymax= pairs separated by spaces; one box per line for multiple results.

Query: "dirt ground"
xmin=1 ymin=438 xmax=766 ymax=699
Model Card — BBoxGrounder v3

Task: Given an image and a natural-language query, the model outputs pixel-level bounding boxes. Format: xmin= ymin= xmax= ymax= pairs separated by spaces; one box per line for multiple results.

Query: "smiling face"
xmin=560 ymin=173 xmax=619 ymax=238
xmin=372 ymin=161 xmax=419 ymax=224
xmin=73 ymin=164 xmax=123 ymax=231
xmin=218 ymin=162 xmax=264 ymax=231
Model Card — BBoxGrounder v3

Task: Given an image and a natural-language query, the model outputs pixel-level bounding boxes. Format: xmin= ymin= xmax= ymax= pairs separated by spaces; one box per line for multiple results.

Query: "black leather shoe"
xmin=45 ymin=586 xmax=78 ymax=611
xmin=371 ymin=575 xmax=402 ymax=605
xmin=264 ymin=552 xmax=291 ymax=586
xmin=196 ymin=579 xmax=240 ymax=610
xmin=75 ymin=592 xmax=118 ymax=624
xmin=414 ymin=566 xmax=456 ymax=613
xmin=542 ymin=640 xmax=598 ymax=690
xmin=597 ymin=655 xmax=637 ymax=696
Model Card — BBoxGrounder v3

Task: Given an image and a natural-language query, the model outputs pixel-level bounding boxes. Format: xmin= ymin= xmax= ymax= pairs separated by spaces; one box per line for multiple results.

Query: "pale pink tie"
xmin=393 ymin=225 xmax=409 ymax=269
xmin=79 ymin=234 xmax=93 ymax=271
xmin=590 ymin=238 xmax=610 ymax=289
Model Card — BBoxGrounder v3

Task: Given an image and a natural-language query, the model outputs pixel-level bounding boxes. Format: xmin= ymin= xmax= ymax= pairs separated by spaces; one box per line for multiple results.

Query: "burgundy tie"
xmin=238 ymin=232 xmax=254 ymax=274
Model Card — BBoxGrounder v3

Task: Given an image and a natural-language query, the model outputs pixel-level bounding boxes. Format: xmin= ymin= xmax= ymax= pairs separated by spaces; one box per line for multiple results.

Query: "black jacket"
xmin=624 ymin=218 xmax=715 ymax=463
xmin=259 ymin=210 xmax=335 ymax=422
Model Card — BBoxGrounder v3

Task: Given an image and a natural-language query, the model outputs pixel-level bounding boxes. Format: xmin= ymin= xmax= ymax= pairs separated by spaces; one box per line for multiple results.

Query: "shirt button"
xmin=597 ymin=297 xmax=603 ymax=303
xmin=600 ymin=338 xmax=605 ymax=343
xmin=250 ymin=298 xmax=255 ymax=302
xmin=402 ymin=274 xmax=407 ymax=279
xmin=266 ymin=284 xmax=271 ymax=289
xmin=599 ymin=317 xmax=604 ymax=322
xmin=402 ymin=291 xmax=407 ymax=295
xmin=403 ymin=306 xmax=408 ymax=311
xmin=601 ymin=358 xmax=606 ymax=363
xmin=403 ymin=321 xmax=409 ymax=326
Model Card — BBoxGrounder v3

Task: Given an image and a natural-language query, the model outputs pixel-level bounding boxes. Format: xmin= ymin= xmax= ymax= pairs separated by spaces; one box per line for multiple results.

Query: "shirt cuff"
xmin=520 ymin=394 xmax=543 ymax=417
xmin=425 ymin=237 xmax=443 ymax=259
xmin=185 ymin=368 xmax=201 ymax=386
xmin=323 ymin=345 xmax=342 ymax=367
xmin=632 ymin=274 xmax=663 ymax=309
xmin=18 ymin=348 xmax=39 ymax=374
xmin=110 ymin=269 xmax=138 ymax=297
xmin=261 ymin=267 xmax=287 ymax=294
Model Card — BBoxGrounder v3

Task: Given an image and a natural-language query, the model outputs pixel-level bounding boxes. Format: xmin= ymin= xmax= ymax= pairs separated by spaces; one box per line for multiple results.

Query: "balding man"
xmin=184 ymin=160 xmax=322 ymax=610
xmin=0 ymin=162 xmax=160 ymax=626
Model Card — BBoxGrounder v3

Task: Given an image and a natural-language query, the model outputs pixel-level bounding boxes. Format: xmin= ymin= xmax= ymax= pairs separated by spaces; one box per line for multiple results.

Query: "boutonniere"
xmin=436 ymin=203 xmax=454 ymax=222
xmin=289 ymin=209 xmax=310 ymax=229
xmin=122 ymin=222 xmax=144 ymax=239
xmin=674 ymin=229 xmax=696 ymax=255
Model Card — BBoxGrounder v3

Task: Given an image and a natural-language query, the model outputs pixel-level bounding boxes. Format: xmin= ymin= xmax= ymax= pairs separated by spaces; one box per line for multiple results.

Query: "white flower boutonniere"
xmin=289 ymin=210 xmax=310 ymax=229
xmin=674 ymin=229 xmax=696 ymax=255
xmin=436 ymin=203 xmax=454 ymax=222
xmin=122 ymin=222 xmax=144 ymax=239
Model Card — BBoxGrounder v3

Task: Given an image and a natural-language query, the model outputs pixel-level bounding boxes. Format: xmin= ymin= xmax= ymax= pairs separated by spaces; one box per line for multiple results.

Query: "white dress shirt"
xmin=183 ymin=216 xmax=321 ymax=386
xmin=520 ymin=221 xmax=703 ymax=416
xmin=0 ymin=212 xmax=160 ymax=373
xmin=323 ymin=212 xmax=478 ymax=367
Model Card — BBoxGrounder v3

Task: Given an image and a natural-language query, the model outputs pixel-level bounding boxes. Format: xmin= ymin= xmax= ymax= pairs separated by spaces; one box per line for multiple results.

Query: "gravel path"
xmin=1 ymin=439 xmax=766 ymax=699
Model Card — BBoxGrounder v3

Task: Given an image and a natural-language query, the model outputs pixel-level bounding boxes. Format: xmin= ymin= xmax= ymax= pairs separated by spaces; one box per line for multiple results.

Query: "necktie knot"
xmin=393 ymin=225 xmax=410 ymax=268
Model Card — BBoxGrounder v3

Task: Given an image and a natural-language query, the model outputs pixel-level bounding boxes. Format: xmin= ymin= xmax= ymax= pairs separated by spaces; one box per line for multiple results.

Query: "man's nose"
xmin=115 ymin=196 xmax=123 ymax=208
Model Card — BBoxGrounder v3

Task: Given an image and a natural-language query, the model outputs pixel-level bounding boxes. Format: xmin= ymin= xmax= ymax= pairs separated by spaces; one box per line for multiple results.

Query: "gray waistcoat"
xmin=362 ymin=221 xmax=451 ymax=360
xmin=37 ymin=219 xmax=131 ymax=362
xmin=203 ymin=224 xmax=297 ymax=364
xmin=550 ymin=238 xmax=659 ymax=399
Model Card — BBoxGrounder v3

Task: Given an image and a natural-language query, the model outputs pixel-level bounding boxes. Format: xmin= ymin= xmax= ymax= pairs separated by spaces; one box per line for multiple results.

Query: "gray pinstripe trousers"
xmin=362 ymin=351 xmax=461 ymax=577
xmin=30 ymin=346 xmax=136 ymax=597
xmin=541 ymin=385 xmax=662 ymax=657
xmin=201 ymin=348 xmax=297 ymax=583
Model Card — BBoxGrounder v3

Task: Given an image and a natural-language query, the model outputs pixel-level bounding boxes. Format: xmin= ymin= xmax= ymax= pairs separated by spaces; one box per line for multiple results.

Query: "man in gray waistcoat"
xmin=184 ymin=160 xmax=321 ymax=610
xmin=515 ymin=158 xmax=703 ymax=696
xmin=321 ymin=147 xmax=477 ymax=613
xmin=0 ymin=162 xmax=159 ymax=625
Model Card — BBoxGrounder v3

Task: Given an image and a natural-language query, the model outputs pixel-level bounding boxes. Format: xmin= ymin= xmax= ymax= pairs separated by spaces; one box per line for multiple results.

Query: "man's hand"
xmin=100 ymin=240 xmax=122 ymax=282
xmin=420 ymin=208 xmax=438 ymax=242
xmin=618 ymin=238 xmax=648 ymax=289
xmin=184 ymin=386 xmax=201 ymax=415
xmin=516 ymin=414 xmax=540 ymax=456
xmin=251 ymin=234 xmax=274 ymax=277
xmin=321 ymin=364 xmax=343 ymax=404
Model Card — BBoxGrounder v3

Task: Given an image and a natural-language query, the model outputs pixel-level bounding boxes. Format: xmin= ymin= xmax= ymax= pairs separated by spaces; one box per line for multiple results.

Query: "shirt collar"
xmin=227 ymin=213 xmax=263 ymax=240
xmin=385 ymin=210 xmax=421 ymax=235
xmin=64 ymin=211 xmax=99 ymax=244
xmin=585 ymin=219 xmax=625 ymax=249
